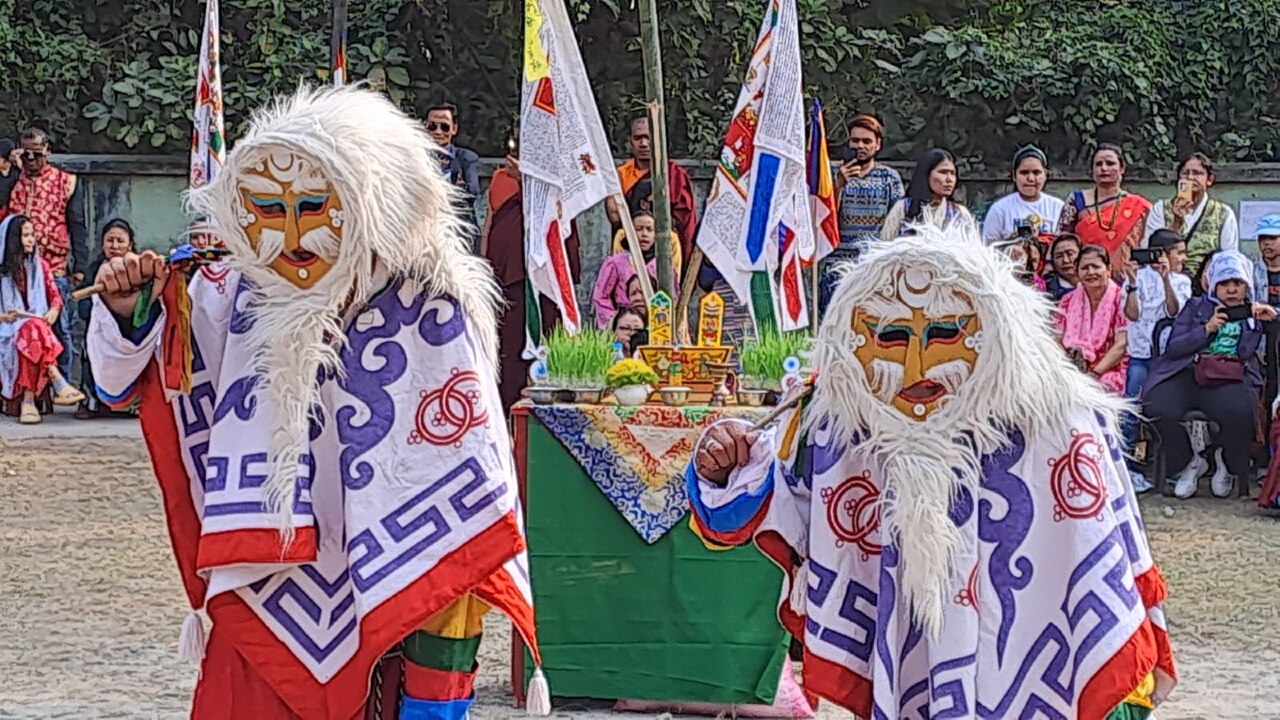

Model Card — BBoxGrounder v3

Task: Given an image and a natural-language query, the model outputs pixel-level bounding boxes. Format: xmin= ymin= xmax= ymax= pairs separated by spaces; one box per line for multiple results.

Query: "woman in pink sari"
xmin=0 ymin=214 xmax=84 ymax=423
xmin=1055 ymin=244 xmax=1129 ymax=394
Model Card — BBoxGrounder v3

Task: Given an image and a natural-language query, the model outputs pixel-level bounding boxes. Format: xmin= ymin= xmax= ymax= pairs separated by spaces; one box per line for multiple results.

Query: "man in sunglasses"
xmin=425 ymin=102 xmax=481 ymax=226
xmin=8 ymin=127 xmax=87 ymax=380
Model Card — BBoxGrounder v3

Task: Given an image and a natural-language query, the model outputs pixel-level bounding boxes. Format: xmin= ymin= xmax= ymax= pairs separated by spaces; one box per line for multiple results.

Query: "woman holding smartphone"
xmin=1143 ymin=153 xmax=1239 ymax=281
xmin=1143 ymin=251 xmax=1275 ymax=499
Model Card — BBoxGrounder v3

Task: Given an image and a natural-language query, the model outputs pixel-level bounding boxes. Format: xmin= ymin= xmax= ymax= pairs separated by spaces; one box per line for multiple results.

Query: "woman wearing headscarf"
xmin=0 ymin=214 xmax=84 ymax=423
xmin=1144 ymin=251 xmax=1276 ymax=499
xmin=75 ymin=218 xmax=136 ymax=418
xmin=879 ymin=148 xmax=973 ymax=241
xmin=982 ymin=145 xmax=1064 ymax=244
xmin=1057 ymin=143 xmax=1152 ymax=272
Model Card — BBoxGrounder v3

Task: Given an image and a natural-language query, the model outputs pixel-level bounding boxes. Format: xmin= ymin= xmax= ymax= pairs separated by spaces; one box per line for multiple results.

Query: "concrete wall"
xmin=56 ymin=154 xmax=1280 ymax=327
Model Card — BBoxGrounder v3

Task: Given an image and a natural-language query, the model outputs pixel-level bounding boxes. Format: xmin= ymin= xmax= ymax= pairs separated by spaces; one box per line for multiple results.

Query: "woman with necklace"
xmin=879 ymin=148 xmax=974 ymax=241
xmin=1057 ymin=143 xmax=1152 ymax=272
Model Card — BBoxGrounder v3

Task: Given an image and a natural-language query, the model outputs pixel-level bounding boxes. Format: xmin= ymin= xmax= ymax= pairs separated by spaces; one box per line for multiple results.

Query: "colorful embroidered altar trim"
xmin=530 ymin=403 xmax=769 ymax=542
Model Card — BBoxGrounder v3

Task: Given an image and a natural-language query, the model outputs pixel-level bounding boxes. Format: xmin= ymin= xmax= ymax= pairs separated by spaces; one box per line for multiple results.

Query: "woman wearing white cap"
xmin=1144 ymin=251 xmax=1276 ymax=499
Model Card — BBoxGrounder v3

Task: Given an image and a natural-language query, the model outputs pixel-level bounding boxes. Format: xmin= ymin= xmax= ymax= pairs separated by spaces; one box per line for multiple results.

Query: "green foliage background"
xmin=2 ymin=0 xmax=1278 ymax=171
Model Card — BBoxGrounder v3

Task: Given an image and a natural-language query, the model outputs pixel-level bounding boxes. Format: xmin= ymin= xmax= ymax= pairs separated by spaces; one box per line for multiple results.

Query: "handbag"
xmin=1193 ymin=353 xmax=1245 ymax=387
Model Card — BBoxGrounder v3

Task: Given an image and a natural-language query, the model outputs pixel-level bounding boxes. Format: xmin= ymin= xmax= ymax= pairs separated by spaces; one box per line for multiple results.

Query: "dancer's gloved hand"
xmin=96 ymin=250 xmax=169 ymax=322
xmin=693 ymin=421 xmax=760 ymax=487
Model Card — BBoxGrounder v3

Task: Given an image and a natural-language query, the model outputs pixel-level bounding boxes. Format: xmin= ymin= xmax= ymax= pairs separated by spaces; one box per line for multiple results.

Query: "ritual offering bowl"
xmin=736 ymin=389 xmax=769 ymax=407
xmin=573 ymin=388 xmax=605 ymax=405
xmin=528 ymin=387 xmax=560 ymax=405
xmin=660 ymin=386 xmax=691 ymax=407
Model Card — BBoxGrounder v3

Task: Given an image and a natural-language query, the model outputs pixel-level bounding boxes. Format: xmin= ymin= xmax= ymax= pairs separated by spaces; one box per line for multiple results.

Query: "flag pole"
xmin=637 ymin=0 xmax=674 ymax=301
xmin=810 ymin=262 xmax=819 ymax=333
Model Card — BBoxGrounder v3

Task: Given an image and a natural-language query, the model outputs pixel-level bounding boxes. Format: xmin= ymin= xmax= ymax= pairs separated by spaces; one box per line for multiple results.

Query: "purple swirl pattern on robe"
xmin=418 ymin=295 xmax=466 ymax=348
xmin=791 ymin=420 xmax=846 ymax=490
xmin=228 ymin=276 xmax=256 ymax=335
xmin=337 ymin=280 xmax=423 ymax=490
xmin=977 ymin=429 xmax=1034 ymax=667
xmin=213 ymin=375 xmax=259 ymax=424
xmin=874 ymin=542 xmax=900 ymax=690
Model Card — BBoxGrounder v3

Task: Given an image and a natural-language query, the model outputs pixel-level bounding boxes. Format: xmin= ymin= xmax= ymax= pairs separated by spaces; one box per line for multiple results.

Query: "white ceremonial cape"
xmin=688 ymin=406 xmax=1175 ymax=720
xmin=88 ymin=270 xmax=538 ymax=719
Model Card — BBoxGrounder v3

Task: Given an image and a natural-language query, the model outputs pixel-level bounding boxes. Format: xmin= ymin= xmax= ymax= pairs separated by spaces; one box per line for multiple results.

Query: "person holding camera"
xmin=1144 ymin=251 xmax=1277 ymax=499
xmin=818 ymin=114 xmax=903 ymax=311
xmin=981 ymin=145 xmax=1064 ymax=245
xmin=1121 ymin=230 xmax=1192 ymax=493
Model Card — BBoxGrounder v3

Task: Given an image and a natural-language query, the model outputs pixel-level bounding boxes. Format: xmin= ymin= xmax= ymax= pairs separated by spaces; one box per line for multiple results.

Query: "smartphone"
xmin=631 ymin=329 xmax=649 ymax=349
xmin=1176 ymin=179 xmax=1195 ymax=206
xmin=1223 ymin=304 xmax=1253 ymax=322
xmin=506 ymin=134 xmax=518 ymax=156
xmin=1130 ymin=248 xmax=1164 ymax=265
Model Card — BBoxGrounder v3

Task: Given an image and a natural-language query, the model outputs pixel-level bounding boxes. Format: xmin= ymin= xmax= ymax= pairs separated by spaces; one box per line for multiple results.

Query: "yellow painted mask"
xmin=850 ymin=269 xmax=982 ymax=420
xmin=237 ymin=151 xmax=344 ymax=289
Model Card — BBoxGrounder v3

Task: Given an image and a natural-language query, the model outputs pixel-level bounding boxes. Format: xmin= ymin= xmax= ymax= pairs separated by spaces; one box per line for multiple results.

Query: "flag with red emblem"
xmin=520 ymin=0 xmax=623 ymax=353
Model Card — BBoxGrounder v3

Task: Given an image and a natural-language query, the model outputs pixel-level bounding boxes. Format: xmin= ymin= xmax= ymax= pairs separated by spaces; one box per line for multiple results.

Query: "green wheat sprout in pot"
xmin=544 ymin=326 xmax=614 ymax=389
xmin=739 ymin=330 xmax=811 ymax=391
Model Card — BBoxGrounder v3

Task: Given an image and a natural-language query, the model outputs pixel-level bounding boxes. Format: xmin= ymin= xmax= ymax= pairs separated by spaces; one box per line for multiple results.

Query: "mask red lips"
xmin=898 ymin=380 xmax=946 ymax=405
xmin=278 ymin=249 xmax=319 ymax=268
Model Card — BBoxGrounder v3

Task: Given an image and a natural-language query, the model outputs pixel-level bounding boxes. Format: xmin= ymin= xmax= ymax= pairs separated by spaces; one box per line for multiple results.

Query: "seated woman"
xmin=612 ymin=307 xmax=647 ymax=358
xmin=592 ymin=210 xmax=681 ymax=328
xmin=994 ymin=232 xmax=1047 ymax=291
xmin=1144 ymin=251 xmax=1276 ymax=499
xmin=76 ymin=218 xmax=136 ymax=418
xmin=0 ymin=215 xmax=85 ymax=423
xmin=1055 ymin=245 xmax=1129 ymax=394
xmin=1044 ymin=232 xmax=1081 ymax=301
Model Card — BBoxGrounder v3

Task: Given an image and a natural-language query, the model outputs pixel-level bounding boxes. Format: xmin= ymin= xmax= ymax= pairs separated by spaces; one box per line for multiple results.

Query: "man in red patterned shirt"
xmin=8 ymin=128 xmax=88 ymax=379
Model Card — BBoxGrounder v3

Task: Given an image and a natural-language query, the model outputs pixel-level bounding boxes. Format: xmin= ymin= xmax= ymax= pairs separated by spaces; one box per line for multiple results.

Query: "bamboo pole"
xmin=637 ymin=0 xmax=674 ymax=301
xmin=810 ymin=261 xmax=820 ymax=334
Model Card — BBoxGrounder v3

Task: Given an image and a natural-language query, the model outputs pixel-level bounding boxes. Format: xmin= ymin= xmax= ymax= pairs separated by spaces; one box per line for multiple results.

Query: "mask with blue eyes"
xmin=849 ymin=272 xmax=982 ymax=421
xmin=237 ymin=151 xmax=345 ymax=289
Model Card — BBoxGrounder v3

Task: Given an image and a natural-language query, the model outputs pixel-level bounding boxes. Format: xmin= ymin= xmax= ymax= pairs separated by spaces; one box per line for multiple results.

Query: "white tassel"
xmin=525 ymin=667 xmax=552 ymax=716
xmin=178 ymin=609 xmax=207 ymax=668
xmin=788 ymin=560 xmax=809 ymax=613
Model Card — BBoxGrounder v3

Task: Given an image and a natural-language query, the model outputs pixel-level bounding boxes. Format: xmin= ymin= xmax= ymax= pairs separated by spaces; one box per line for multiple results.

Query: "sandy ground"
xmin=1 ymin=412 xmax=1277 ymax=719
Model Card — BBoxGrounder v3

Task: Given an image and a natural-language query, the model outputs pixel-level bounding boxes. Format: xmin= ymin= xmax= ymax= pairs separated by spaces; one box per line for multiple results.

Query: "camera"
xmin=1223 ymin=304 xmax=1253 ymax=322
xmin=1130 ymin=248 xmax=1164 ymax=266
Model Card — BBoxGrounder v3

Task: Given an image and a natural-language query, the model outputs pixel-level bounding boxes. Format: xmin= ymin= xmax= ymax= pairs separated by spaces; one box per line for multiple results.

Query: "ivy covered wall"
xmin=2 ymin=0 xmax=1279 ymax=172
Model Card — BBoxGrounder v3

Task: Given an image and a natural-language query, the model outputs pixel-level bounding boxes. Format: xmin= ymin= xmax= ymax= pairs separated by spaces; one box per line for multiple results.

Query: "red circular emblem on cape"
xmin=1049 ymin=432 xmax=1108 ymax=521
xmin=409 ymin=369 xmax=489 ymax=447
xmin=822 ymin=473 xmax=882 ymax=559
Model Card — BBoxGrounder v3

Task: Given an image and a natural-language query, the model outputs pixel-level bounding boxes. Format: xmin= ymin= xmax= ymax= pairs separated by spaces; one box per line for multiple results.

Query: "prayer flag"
xmin=331 ymin=0 xmax=349 ymax=86
xmin=694 ymin=0 xmax=812 ymax=332
xmin=806 ymin=98 xmax=839 ymax=266
xmin=520 ymin=0 xmax=623 ymax=352
xmin=190 ymin=0 xmax=224 ymax=191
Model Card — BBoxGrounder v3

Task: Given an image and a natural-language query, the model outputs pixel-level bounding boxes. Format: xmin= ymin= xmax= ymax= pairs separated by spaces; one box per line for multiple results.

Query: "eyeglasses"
xmin=426 ymin=122 xmax=452 ymax=133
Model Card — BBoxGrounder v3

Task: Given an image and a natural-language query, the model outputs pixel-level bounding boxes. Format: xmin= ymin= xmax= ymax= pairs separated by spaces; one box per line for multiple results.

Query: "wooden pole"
xmin=810 ymin=261 xmax=820 ymax=334
xmin=637 ymin=0 xmax=674 ymax=301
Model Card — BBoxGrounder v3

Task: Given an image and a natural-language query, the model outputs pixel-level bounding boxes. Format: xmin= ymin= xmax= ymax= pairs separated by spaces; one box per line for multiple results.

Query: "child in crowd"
xmin=1123 ymin=229 xmax=1192 ymax=493
xmin=592 ymin=211 xmax=681 ymax=328
xmin=0 ymin=214 xmax=84 ymax=423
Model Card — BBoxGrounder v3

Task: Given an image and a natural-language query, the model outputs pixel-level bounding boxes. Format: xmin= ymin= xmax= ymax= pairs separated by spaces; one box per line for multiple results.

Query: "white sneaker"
xmin=1174 ymin=455 xmax=1208 ymax=499
xmin=1130 ymin=470 xmax=1155 ymax=495
xmin=1210 ymin=449 xmax=1233 ymax=497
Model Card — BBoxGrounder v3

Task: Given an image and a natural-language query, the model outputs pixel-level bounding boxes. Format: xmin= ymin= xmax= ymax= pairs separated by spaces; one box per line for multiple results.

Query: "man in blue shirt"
xmin=426 ymin=102 xmax=480 ymax=225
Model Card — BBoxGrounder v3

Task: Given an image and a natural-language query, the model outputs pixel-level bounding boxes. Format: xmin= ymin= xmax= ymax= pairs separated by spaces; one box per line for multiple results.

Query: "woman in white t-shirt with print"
xmin=982 ymin=146 xmax=1065 ymax=244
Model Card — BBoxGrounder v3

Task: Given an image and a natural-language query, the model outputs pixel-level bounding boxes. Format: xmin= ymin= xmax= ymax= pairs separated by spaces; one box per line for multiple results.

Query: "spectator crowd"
xmin=4 ymin=105 xmax=1280 ymax=510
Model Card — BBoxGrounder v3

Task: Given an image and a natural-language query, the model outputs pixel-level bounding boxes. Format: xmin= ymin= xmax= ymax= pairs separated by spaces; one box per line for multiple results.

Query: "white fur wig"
xmin=186 ymin=85 xmax=500 ymax=529
xmin=809 ymin=221 xmax=1130 ymax=638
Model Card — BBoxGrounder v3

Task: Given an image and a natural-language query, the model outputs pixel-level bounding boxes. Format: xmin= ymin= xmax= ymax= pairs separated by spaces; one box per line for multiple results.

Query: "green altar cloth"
xmin=519 ymin=411 xmax=789 ymax=704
